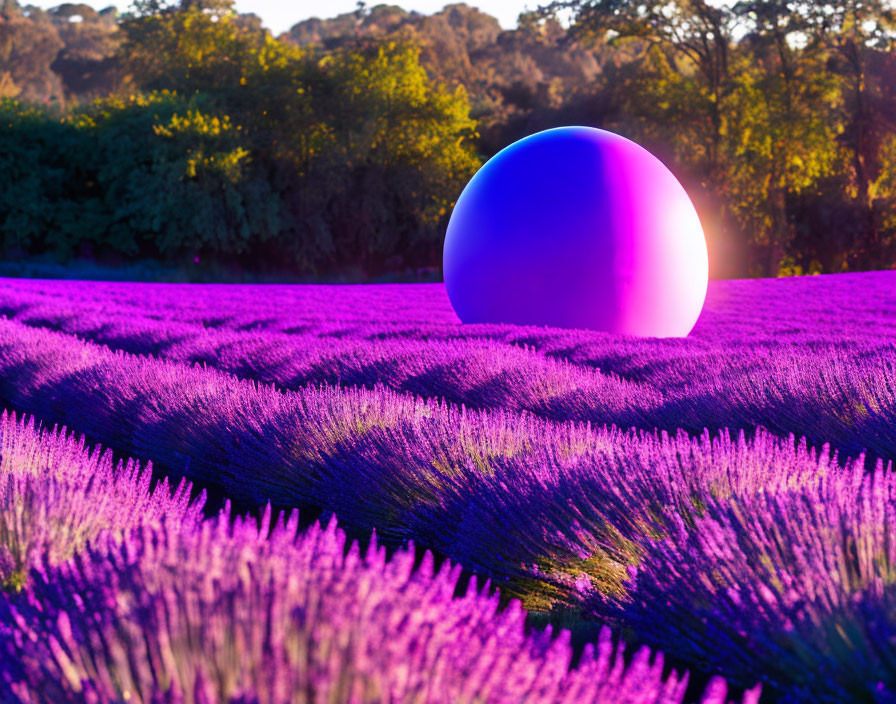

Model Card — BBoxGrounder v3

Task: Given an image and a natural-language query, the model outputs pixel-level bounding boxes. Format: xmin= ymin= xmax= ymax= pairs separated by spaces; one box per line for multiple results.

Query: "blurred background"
xmin=0 ymin=0 xmax=894 ymax=282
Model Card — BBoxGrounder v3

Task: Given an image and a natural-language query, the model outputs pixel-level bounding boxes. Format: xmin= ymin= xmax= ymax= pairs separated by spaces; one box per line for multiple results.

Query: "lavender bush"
xmin=0 ymin=504 xmax=757 ymax=704
xmin=0 ymin=410 xmax=201 ymax=590
xmin=585 ymin=463 xmax=896 ymax=702
xmin=0 ymin=271 xmax=892 ymax=701
xmin=0 ymin=316 xmax=883 ymax=608
xmin=0 ymin=273 xmax=893 ymax=458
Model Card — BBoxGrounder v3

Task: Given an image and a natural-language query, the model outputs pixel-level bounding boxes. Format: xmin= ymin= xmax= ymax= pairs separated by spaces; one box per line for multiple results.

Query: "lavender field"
xmin=0 ymin=271 xmax=893 ymax=703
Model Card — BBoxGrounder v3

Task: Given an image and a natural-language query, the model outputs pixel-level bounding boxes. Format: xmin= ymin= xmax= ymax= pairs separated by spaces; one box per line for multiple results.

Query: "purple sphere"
xmin=442 ymin=126 xmax=709 ymax=337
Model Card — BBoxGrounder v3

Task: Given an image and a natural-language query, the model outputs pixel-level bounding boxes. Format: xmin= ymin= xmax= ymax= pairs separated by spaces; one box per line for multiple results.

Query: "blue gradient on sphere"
xmin=442 ymin=126 xmax=709 ymax=337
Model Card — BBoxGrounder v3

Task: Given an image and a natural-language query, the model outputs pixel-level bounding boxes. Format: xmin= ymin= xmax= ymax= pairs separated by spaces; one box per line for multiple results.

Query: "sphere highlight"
xmin=442 ymin=126 xmax=709 ymax=337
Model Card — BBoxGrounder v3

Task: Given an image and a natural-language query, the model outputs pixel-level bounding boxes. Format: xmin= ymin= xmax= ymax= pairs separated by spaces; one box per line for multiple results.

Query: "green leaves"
xmin=1 ymin=7 xmax=480 ymax=278
xmin=554 ymin=0 xmax=896 ymax=276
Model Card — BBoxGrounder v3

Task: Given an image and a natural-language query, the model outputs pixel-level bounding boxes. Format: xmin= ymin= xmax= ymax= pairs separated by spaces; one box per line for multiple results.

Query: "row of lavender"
xmin=0 ymin=275 xmax=894 ymax=460
xmin=4 ymin=271 xmax=893 ymax=345
xmin=0 ymin=410 xmax=750 ymax=704
xmin=1 ymin=314 xmax=895 ymax=700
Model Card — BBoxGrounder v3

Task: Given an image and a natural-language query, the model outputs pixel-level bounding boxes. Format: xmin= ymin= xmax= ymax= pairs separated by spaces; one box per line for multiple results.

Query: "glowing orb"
xmin=442 ymin=126 xmax=708 ymax=337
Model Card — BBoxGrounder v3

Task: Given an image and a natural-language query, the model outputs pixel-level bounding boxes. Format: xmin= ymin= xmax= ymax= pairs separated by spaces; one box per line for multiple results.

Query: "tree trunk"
xmin=847 ymin=41 xmax=878 ymax=267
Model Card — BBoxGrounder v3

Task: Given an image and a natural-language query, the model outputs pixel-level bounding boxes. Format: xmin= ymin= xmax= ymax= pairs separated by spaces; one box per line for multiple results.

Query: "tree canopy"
xmin=543 ymin=0 xmax=896 ymax=275
xmin=0 ymin=1 xmax=480 ymax=277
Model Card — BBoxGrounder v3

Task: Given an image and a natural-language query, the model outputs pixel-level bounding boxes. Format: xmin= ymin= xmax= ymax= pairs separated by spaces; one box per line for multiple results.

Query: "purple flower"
xmin=0 ymin=505 xmax=754 ymax=704
xmin=0 ymin=411 xmax=203 ymax=590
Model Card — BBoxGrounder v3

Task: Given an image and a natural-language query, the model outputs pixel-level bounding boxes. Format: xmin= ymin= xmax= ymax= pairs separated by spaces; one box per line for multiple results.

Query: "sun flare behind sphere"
xmin=442 ymin=126 xmax=709 ymax=337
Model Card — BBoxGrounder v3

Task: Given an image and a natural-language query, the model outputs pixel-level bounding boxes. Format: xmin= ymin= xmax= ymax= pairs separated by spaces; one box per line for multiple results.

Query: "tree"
xmin=296 ymin=39 xmax=480 ymax=275
xmin=0 ymin=0 xmax=22 ymax=19
xmin=542 ymin=0 xmax=749 ymax=275
xmin=75 ymin=92 xmax=278 ymax=259
xmin=549 ymin=0 xmax=738 ymax=182
xmin=0 ymin=15 xmax=64 ymax=104
xmin=725 ymin=0 xmax=842 ymax=275
xmin=116 ymin=4 xmax=480 ymax=275
xmin=128 ymin=0 xmax=235 ymax=18
xmin=119 ymin=0 xmax=266 ymax=95
xmin=801 ymin=0 xmax=896 ymax=267
xmin=50 ymin=4 xmax=124 ymax=100
xmin=0 ymin=71 xmax=19 ymax=97
xmin=0 ymin=99 xmax=106 ymax=259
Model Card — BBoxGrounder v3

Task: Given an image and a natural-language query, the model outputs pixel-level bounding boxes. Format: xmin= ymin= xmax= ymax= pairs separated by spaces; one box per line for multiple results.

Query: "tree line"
xmin=0 ymin=0 xmax=480 ymax=278
xmin=1 ymin=0 xmax=895 ymax=278
xmin=543 ymin=0 xmax=896 ymax=277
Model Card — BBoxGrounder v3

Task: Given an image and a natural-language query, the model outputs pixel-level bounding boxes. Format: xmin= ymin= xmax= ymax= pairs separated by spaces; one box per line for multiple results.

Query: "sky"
xmin=25 ymin=1 xmax=535 ymax=35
